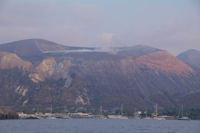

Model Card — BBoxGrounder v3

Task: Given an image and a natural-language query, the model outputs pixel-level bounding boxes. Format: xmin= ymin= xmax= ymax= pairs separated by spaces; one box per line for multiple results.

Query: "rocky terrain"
xmin=0 ymin=39 xmax=200 ymax=112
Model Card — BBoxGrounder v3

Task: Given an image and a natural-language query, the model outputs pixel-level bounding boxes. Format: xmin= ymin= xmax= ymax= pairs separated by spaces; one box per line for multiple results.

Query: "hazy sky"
xmin=0 ymin=0 xmax=199 ymax=55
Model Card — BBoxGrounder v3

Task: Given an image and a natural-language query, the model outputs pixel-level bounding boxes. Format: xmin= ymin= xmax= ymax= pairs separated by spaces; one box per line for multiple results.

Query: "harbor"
xmin=15 ymin=111 xmax=189 ymax=120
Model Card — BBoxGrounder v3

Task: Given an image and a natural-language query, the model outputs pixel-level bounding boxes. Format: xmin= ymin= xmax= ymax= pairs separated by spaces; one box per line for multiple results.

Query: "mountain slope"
xmin=76 ymin=51 xmax=198 ymax=110
xmin=135 ymin=51 xmax=194 ymax=75
xmin=116 ymin=45 xmax=161 ymax=58
xmin=0 ymin=52 xmax=32 ymax=71
xmin=177 ymin=49 xmax=200 ymax=70
xmin=0 ymin=39 xmax=94 ymax=58
xmin=0 ymin=39 xmax=199 ymax=112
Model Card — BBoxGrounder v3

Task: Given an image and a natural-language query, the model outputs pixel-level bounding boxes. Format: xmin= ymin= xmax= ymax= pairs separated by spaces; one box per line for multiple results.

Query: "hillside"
xmin=0 ymin=39 xmax=94 ymax=58
xmin=177 ymin=49 xmax=200 ymax=70
xmin=0 ymin=39 xmax=200 ymax=112
xmin=116 ymin=45 xmax=161 ymax=58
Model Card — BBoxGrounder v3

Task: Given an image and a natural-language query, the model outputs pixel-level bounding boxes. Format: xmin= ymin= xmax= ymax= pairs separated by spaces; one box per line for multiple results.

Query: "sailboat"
xmin=177 ymin=104 xmax=190 ymax=120
xmin=153 ymin=104 xmax=165 ymax=120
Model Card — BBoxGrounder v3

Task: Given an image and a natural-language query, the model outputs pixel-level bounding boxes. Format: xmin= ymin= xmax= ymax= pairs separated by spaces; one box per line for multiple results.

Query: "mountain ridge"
xmin=0 ymin=39 xmax=199 ymax=112
xmin=0 ymin=39 xmax=95 ymax=58
xmin=177 ymin=49 xmax=200 ymax=70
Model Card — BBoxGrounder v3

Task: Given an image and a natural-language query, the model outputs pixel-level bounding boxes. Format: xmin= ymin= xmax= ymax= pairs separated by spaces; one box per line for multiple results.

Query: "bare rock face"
xmin=0 ymin=52 xmax=32 ymax=71
xmin=54 ymin=59 xmax=72 ymax=79
xmin=75 ymin=88 xmax=90 ymax=106
xmin=29 ymin=57 xmax=72 ymax=83
xmin=29 ymin=57 xmax=56 ymax=82
xmin=36 ymin=57 xmax=56 ymax=77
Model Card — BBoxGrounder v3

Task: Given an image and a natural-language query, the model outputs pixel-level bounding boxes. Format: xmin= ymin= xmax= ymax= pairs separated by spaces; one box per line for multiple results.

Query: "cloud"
xmin=99 ymin=33 xmax=113 ymax=45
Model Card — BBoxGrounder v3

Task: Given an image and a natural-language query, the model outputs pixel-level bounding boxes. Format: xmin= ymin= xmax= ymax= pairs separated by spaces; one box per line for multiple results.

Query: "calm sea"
xmin=0 ymin=119 xmax=199 ymax=133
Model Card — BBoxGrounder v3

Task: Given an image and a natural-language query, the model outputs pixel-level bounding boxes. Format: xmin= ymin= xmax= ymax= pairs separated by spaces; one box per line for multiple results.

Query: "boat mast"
xmin=155 ymin=104 xmax=158 ymax=117
xmin=51 ymin=103 xmax=53 ymax=113
xmin=181 ymin=104 xmax=184 ymax=117
xmin=100 ymin=105 xmax=103 ymax=115
xmin=120 ymin=104 xmax=123 ymax=115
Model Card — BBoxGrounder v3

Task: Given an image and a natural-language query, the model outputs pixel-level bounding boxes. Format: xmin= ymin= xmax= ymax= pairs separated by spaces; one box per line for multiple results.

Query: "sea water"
xmin=0 ymin=119 xmax=199 ymax=133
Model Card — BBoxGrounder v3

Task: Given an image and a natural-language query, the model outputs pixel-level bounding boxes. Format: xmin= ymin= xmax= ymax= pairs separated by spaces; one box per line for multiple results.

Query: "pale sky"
xmin=0 ymin=0 xmax=199 ymax=55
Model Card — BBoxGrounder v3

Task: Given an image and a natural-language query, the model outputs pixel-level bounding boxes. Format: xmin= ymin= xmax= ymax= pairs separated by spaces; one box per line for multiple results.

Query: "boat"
xmin=177 ymin=104 xmax=190 ymax=120
xmin=152 ymin=104 xmax=165 ymax=120
xmin=177 ymin=116 xmax=190 ymax=120
xmin=153 ymin=117 xmax=165 ymax=120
